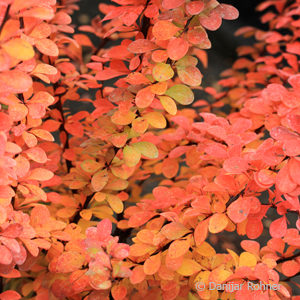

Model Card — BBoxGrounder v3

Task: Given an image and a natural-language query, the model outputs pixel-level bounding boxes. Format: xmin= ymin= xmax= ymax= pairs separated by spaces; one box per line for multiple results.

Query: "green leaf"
xmin=132 ymin=142 xmax=158 ymax=159
xmin=165 ymin=84 xmax=194 ymax=105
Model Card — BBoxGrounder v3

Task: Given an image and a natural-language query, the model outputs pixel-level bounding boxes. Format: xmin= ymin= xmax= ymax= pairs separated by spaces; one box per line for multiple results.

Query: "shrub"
xmin=0 ymin=0 xmax=299 ymax=299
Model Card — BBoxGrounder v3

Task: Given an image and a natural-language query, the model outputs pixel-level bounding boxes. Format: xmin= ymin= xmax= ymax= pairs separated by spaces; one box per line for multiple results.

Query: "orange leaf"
xmin=152 ymin=20 xmax=180 ymax=40
xmin=123 ymin=145 xmax=141 ymax=167
xmin=0 ymin=70 xmax=32 ymax=94
xmin=167 ymin=38 xmax=189 ymax=60
xmin=55 ymin=251 xmax=85 ymax=273
xmin=281 ymin=260 xmax=300 ymax=277
xmin=35 ymin=38 xmax=59 ymax=56
xmin=27 ymin=168 xmax=54 ymax=181
xmin=106 ymin=194 xmax=124 ymax=214
xmin=111 ymin=284 xmax=127 ymax=300
xmin=130 ymin=265 xmax=145 ymax=284
xmin=25 ymin=147 xmax=47 ymax=163
xmin=135 ymin=87 xmax=154 ymax=108
xmin=91 ymin=170 xmax=109 ymax=192
xmin=144 ymin=252 xmax=161 ymax=275
xmin=208 ymin=213 xmax=229 ymax=233
xmin=161 ymin=222 xmax=190 ymax=240
xmin=194 ymin=219 xmax=208 ymax=246
xmin=168 ymin=239 xmax=190 ymax=259
xmin=0 ymin=112 xmax=12 ymax=131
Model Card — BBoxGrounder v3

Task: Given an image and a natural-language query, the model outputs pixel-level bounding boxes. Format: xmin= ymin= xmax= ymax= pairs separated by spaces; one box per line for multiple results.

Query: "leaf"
xmin=107 ymin=194 xmax=124 ymax=214
xmin=55 ymin=251 xmax=85 ymax=273
xmin=111 ymin=110 xmax=136 ymax=125
xmin=165 ymin=84 xmax=194 ymax=105
xmin=168 ymin=239 xmax=190 ymax=258
xmin=130 ymin=265 xmax=145 ymax=284
xmin=162 ymin=157 xmax=179 ymax=178
xmin=162 ymin=0 xmax=185 ymax=9
xmin=269 ymin=217 xmax=287 ymax=238
xmin=186 ymin=1 xmax=204 ymax=15
xmin=152 ymin=63 xmax=174 ymax=82
xmin=167 ymin=38 xmax=189 ymax=61
xmin=27 ymin=168 xmax=54 ymax=181
xmin=0 ymin=290 xmax=21 ymax=300
xmin=276 ymin=164 xmax=297 ymax=194
xmin=144 ymin=252 xmax=161 ymax=275
xmin=0 ymin=112 xmax=12 ymax=131
xmin=150 ymin=81 xmax=168 ymax=95
xmin=111 ymin=284 xmax=127 ymax=300
xmin=35 ymin=38 xmax=59 ymax=56
xmin=30 ymin=129 xmax=54 ymax=141
xmin=152 ymin=20 xmax=180 ymax=40
xmin=144 ymin=112 xmax=167 ymax=128
xmin=239 ymin=252 xmax=257 ymax=267
xmin=131 ymin=142 xmax=158 ymax=159
xmin=159 ymin=96 xmax=177 ymax=115
xmin=0 ymin=245 xmax=12 ymax=265
xmin=81 ymin=160 xmax=102 ymax=173
xmin=132 ymin=117 xmax=148 ymax=134
xmin=135 ymin=87 xmax=154 ymax=108
xmin=227 ymin=197 xmax=251 ymax=223
xmin=127 ymin=39 xmax=157 ymax=53
xmin=91 ymin=170 xmax=109 ymax=192
xmin=176 ymin=258 xmax=201 ymax=276
xmin=223 ymin=157 xmax=248 ymax=174
xmin=177 ymin=65 xmax=203 ymax=86
xmin=208 ymin=213 xmax=228 ymax=233
xmin=3 ymin=38 xmax=34 ymax=60
xmin=123 ymin=145 xmax=141 ymax=167
xmin=281 ymin=260 xmax=300 ymax=277
xmin=25 ymin=147 xmax=47 ymax=163
xmin=194 ymin=219 xmax=208 ymax=246
xmin=161 ymin=222 xmax=190 ymax=240
xmin=0 ymin=70 xmax=32 ymax=94
xmin=196 ymin=241 xmax=216 ymax=257
xmin=215 ymin=4 xmax=239 ymax=20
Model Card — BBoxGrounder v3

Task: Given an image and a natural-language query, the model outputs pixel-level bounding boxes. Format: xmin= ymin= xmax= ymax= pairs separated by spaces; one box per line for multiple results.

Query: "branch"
xmin=225 ymin=186 xmax=247 ymax=208
xmin=0 ymin=4 xmax=10 ymax=34
xmin=277 ymin=251 xmax=300 ymax=264
xmin=71 ymin=193 xmax=94 ymax=224
xmin=52 ymin=84 xmax=72 ymax=172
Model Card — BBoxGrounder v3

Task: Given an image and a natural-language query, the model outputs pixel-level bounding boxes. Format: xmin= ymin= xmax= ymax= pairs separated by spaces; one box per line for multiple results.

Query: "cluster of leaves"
xmin=0 ymin=0 xmax=299 ymax=299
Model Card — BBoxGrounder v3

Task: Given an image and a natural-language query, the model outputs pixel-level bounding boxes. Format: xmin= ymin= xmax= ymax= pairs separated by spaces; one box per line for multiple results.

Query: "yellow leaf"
xmin=159 ymin=96 xmax=177 ymax=115
xmin=227 ymin=249 xmax=239 ymax=267
xmin=152 ymin=63 xmax=174 ymax=82
xmin=123 ymin=145 xmax=141 ymax=167
xmin=107 ymin=194 xmax=124 ymax=214
xmin=3 ymin=38 xmax=34 ymax=60
xmin=176 ymin=258 xmax=201 ymax=276
xmin=132 ymin=141 xmax=158 ymax=159
xmin=144 ymin=111 xmax=167 ymax=128
xmin=239 ymin=251 xmax=257 ymax=267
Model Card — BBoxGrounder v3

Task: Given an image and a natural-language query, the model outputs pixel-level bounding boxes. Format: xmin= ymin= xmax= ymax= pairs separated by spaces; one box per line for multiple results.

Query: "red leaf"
xmin=167 ymin=38 xmax=189 ymax=60
xmin=0 ymin=245 xmax=12 ymax=265
xmin=127 ymin=39 xmax=157 ymax=54
xmin=0 ymin=290 xmax=21 ymax=300
xmin=227 ymin=197 xmax=251 ymax=223
xmin=162 ymin=0 xmax=185 ymax=9
xmin=269 ymin=216 xmax=287 ymax=238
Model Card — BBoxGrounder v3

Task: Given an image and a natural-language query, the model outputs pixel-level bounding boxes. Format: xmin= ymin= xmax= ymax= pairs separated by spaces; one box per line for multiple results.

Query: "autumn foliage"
xmin=0 ymin=0 xmax=299 ymax=299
